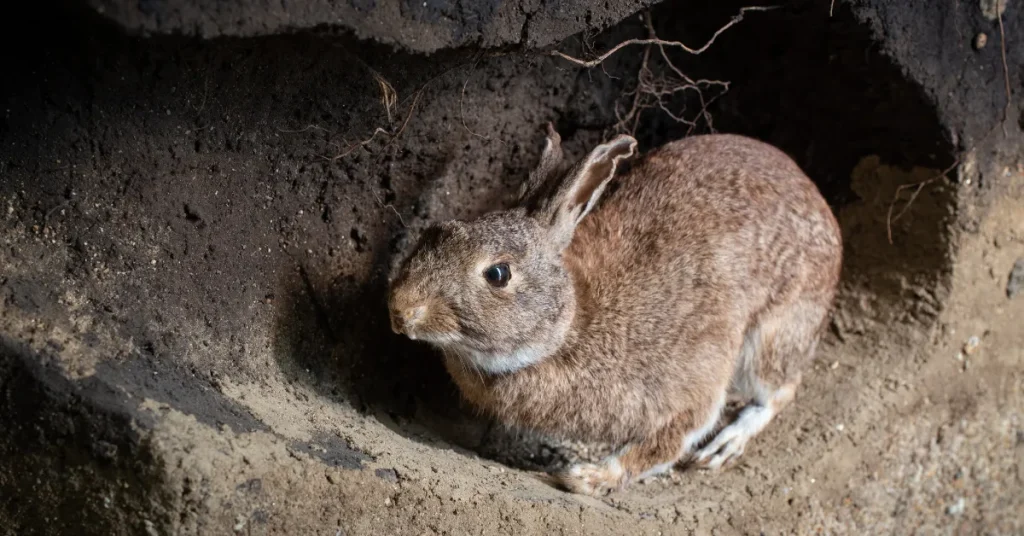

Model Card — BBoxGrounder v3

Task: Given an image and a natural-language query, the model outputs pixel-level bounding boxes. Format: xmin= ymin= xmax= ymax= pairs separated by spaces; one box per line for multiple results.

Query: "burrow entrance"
xmin=0 ymin=0 xmax=957 ymax=483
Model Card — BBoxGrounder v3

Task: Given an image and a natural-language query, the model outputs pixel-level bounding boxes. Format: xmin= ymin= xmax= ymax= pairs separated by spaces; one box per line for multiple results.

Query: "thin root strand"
xmin=549 ymin=6 xmax=777 ymax=68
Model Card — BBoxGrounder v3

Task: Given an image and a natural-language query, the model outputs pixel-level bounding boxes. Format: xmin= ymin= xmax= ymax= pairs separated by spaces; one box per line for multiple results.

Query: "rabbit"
xmin=387 ymin=123 xmax=842 ymax=496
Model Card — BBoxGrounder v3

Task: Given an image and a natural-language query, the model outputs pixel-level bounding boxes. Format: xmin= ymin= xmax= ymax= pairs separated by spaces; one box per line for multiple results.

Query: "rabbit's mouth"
xmin=399 ymin=322 xmax=492 ymax=357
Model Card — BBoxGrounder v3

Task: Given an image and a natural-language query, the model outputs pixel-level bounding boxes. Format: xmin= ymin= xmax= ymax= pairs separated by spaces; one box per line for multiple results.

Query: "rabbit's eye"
xmin=483 ymin=263 xmax=511 ymax=287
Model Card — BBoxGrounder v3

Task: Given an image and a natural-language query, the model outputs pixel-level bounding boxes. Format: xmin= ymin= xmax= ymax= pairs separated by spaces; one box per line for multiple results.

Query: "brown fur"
xmin=388 ymin=126 xmax=842 ymax=496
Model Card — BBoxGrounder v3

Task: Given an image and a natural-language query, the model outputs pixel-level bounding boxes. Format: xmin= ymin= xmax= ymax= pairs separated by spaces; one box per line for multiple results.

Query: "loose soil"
xmin=1 ymin=0 xmax=1022 ymax=534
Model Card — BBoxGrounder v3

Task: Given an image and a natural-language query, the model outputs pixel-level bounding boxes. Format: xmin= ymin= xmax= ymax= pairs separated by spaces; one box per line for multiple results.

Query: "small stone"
xmin=962 ymin=336 xmax=981 ymax=355
xmin=836 ymin=424 xmax=845 ymax=432
xmin=1007 ymin=258 xmax=1024 ymax=299
xmin=974 ymin=32 xmax=988 ymax=49
xmin=946 ymin=497 xmax=966 ymax=516
xmin=980 ymin=0 xmax=1008 ymax=21
xmin=374 ymin=468 xmax=399 ymax=483
xmin=384 ymin=497 xmax=392 ymax=506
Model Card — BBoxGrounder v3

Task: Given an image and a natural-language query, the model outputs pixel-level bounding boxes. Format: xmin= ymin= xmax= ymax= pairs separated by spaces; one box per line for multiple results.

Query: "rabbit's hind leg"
xmin=695 ymin=298 xmax=826 ymax=469
xmin=693 ymin=375 xmax=799 ymax=470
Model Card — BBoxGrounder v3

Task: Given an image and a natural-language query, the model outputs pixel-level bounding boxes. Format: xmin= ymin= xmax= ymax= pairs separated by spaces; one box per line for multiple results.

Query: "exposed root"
xmin=384 ymin=90 xmax=424 ymax=150
xmin=997 ymin=0 xmax=1011 ymax=135
xmin=885 ymin=159 xmax=960 ymax=244
xmin=275 ymin=124 xmax=328 ymax=134
xmin=324 ymin=127 xmax=392 ymax=161
xmin=549 ymin=6 xmax=776 ymax=67
xmin=372 ymin=71 xmax=399 ymax=126
xmin=551 ymin=7 xmax=772 ymax=136
xmin=372 ymin=189 xmax=407 ymax=228
xmin=323 ymin=80 xmax=425 ymax=162
xmin=459 ymin=54 xmax=494 ymax=141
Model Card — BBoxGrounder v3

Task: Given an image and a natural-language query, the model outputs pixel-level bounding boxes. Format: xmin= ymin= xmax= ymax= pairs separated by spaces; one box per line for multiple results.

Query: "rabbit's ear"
xmin=518 ymin=122 xmax=564 ymax=204
xmin=539 ymin=134 xmax=637 ymax=249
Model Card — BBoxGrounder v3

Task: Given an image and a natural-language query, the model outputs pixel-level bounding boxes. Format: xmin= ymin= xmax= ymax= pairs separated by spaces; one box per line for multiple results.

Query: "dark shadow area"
xmin=0 ymin=339 xmax=165 ymax=535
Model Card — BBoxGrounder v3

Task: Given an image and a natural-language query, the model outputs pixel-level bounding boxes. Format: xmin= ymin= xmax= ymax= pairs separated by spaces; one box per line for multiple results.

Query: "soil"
xmin=1 ymin=0 xmax=1023 ymax=534
xmin=83 ymin=0 xmax=661 ymax=53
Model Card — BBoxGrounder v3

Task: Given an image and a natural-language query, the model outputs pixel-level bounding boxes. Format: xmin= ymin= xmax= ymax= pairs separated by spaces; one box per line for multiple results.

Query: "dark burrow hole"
xmin=0 ymin=0 xmax=957 ymax=477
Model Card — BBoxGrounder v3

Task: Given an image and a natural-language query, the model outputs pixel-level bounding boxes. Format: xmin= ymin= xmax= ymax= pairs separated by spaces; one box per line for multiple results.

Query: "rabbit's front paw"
xmin=557 ymin=459 xmax=625 ymax=496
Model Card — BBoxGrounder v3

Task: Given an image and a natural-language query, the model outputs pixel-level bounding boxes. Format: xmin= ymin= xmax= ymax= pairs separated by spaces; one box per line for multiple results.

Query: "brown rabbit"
xmin=387 ymin=124 xmax=842 ymax=496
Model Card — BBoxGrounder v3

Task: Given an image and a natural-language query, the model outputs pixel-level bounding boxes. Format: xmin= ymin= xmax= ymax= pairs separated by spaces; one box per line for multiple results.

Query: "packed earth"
xmin=1 ymin=0 xmax=1022 ymax=534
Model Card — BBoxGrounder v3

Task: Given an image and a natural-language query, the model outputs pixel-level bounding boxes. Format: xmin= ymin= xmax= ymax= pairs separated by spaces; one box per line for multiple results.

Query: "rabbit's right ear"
xmin=530 ymin=133 xmax=637 ymax=250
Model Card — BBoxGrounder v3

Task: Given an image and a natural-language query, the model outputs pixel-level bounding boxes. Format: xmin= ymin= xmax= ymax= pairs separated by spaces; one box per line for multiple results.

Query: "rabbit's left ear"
xmin=518 ymin=122 xmax=565 ymax=205
xmin=535 ymin=134 xmax=637 ymax=250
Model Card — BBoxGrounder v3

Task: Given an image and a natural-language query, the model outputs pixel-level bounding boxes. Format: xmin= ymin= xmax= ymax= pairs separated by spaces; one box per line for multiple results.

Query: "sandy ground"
xmin=116 ymin=175 xmax=1022 ymax=535
xmin=1 ymin=1 xmax=1022 ymax=533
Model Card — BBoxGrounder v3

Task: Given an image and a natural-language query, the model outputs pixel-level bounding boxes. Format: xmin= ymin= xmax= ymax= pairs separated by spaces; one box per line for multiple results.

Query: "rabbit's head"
xmin=388 ymin=125 xmax=637 ymax=373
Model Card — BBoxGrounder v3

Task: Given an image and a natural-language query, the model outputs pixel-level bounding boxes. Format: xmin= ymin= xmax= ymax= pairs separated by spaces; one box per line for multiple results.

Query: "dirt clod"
xmin=1007 ymin=258 xmax=1024 ymax=299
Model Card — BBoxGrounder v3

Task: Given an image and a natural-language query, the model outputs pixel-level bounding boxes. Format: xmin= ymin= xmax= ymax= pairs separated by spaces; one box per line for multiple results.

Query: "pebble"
xmin=946 ymin=498 xmax=966 ymax=516
xmin=1007 ymin=258 xmax=1024 ymax=299
xmin=974 ymin=32 xmax=988 ymax=49
xmin=962 ymin=336 xmax=981 ymax=356
xmin=374 ymin=468 xmax=399 ymax=483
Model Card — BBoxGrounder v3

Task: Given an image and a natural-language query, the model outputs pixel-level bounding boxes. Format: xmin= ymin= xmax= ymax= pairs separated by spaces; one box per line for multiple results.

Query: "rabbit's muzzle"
xmin=389 ymin=285 xmax=429 ymax=339
xmin=389 ymin=304 xmax=425 ymax=335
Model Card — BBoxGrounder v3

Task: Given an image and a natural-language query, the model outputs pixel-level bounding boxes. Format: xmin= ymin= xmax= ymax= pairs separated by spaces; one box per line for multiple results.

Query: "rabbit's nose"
xmin=391 ymin=305 xmax=426 ymax=335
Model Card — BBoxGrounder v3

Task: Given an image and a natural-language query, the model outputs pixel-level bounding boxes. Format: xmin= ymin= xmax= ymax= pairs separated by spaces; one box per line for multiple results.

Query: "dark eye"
xmin=483 ymin=263 xmax=511 ymax=287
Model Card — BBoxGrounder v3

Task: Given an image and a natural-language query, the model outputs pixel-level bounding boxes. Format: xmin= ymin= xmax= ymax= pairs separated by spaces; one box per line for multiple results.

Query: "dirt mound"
xmin=1 ymin=0 xmax=1022 ymax=533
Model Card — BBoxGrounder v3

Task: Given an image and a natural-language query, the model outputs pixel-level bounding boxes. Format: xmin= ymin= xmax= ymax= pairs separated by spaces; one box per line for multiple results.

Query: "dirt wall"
xmin=1 ymin=0 xmax=1021 ymax=533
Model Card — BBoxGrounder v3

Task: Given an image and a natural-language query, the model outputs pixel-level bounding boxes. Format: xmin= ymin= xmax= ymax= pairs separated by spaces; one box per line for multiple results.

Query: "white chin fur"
xmin=416 ymin=332 xmax=548 ymax=375
xmin=460 ymin=345 xmax=548 ymax=375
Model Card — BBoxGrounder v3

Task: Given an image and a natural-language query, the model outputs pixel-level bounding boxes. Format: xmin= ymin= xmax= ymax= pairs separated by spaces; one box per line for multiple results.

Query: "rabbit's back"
xmin=567 ymin=134 xmax=840 ymax=332
xmin=550 ymin=135 xmax=841 ymax=437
